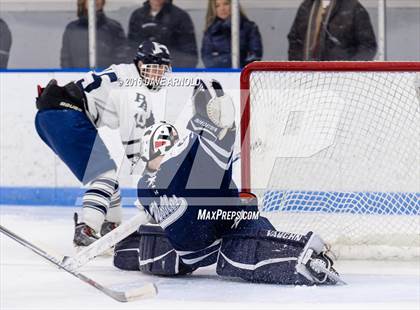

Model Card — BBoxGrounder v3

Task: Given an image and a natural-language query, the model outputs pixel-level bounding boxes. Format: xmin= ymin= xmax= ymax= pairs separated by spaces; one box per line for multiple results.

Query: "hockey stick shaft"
xmin=64 ymin=210 xmax=150 ymax=270
xmin=0 ymin=224 xmax=157 ymax=302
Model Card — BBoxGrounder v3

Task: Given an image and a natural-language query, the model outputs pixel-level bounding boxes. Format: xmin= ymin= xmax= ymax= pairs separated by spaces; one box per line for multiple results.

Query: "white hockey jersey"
xmin=77 ymin=63 xmax=167 ymax=165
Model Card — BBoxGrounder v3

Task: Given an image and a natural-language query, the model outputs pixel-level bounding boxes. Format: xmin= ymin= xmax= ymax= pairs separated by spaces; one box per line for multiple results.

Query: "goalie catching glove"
xmin=189 ymin=79 xmax=235 ymax=140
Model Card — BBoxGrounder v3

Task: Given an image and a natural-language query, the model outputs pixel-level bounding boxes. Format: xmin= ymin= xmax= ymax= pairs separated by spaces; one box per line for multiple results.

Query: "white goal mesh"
xmin=241 ymin=62 xmax=420 ymax=260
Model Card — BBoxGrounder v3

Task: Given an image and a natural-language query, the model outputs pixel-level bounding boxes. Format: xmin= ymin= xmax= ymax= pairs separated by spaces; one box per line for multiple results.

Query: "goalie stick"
xmin=0 ymin=224 xmax=157 ymax=302
xmin=62 ymin=210 xmax=150 ymax=270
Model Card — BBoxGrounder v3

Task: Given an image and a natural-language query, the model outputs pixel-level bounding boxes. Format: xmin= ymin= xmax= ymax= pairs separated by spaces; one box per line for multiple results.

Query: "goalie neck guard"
xmin=140 ymin=122 xmax=179 ymax=162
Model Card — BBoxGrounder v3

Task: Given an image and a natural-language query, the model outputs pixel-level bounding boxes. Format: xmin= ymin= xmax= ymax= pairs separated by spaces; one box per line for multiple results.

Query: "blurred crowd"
xmin=0 ymin=0 xmax=378 ymax=69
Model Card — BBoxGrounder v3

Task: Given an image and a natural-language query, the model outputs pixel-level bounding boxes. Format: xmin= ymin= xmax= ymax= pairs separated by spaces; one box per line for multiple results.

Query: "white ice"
xmin=1 ymin=206 xmax=419 ymax=310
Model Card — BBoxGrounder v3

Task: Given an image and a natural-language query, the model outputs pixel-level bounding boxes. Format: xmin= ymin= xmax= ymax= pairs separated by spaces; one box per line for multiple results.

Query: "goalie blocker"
xmin=114 ymin=194 xmax=340 ymax=286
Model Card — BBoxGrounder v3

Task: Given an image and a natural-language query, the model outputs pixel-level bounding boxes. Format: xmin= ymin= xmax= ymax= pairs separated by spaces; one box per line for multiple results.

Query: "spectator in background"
xmin=61 ymin=0 xmax=127 ymax=69
xmin=201 ymin=0 xmax=262 ymax=68
xmin=128 ymin=0 xmax=198 ymax=68
xmin=0 ymin=18 xmax=12 ymax=68
xmin=288 ymin=0 xmax=377 ymax=61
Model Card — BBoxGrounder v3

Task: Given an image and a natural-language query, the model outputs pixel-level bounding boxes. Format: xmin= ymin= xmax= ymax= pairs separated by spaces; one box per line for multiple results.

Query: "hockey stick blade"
xmin=98 ymin=282 xmax=157 ymax=302
xmin=118 ymin=284 xmax=158 ymax=302
xmin=63 ymin=211 xmax=150 ymax=270
xmin=0 ymin=224 xmax=157 ymax=302
xmin=74 ymin=271 xmax=157 ymax=302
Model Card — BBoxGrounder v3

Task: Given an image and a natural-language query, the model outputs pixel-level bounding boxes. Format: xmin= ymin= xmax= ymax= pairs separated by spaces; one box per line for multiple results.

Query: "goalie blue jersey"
xmin=137 ymin=123 xmax=242 ymax=265
xmin=137 ymin=119 xmax=274 ymax=269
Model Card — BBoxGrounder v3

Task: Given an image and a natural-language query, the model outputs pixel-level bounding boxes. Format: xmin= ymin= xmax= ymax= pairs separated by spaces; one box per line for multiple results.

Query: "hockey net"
xmin=240 ymin=62 xmax=420 ymax=260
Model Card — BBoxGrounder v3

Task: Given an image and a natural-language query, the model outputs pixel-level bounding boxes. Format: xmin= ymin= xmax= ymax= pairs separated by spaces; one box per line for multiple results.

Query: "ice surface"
xmin=1 ymin=206 xmax=419 ymax=310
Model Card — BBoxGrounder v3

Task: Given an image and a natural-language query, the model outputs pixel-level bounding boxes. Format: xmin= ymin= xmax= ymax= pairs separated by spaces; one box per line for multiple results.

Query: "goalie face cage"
xmin=240 ymin=62 xmax=420 ymax=260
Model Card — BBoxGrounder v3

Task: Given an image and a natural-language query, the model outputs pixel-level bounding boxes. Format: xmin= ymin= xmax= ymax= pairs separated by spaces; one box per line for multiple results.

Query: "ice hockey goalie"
xmin=114 ymin=79 xmax=343 ymax=286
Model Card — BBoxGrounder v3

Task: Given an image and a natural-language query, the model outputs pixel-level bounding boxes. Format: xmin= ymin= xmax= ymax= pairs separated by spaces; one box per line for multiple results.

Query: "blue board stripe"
xmin=0 ymin=187 xmax=419 ymax=215
xmin=0 ymin=187 xmax=137 ymax=207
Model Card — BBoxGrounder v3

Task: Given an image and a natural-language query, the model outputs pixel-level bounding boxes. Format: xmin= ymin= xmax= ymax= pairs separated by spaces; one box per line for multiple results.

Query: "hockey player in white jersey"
xmin=35 ymin=40 xmax=171 ymax=248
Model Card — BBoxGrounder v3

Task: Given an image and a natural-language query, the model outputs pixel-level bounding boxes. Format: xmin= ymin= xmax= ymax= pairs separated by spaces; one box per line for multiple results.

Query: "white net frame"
xmin=240 ymin=62 xmax=420 ymax=260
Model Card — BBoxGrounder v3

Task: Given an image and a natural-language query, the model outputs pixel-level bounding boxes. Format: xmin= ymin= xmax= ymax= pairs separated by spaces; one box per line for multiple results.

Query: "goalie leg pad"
xmin=138 ymin=225 xmax=197 ymax=276
xmin=114 ymin=225 xmax=196 ymax=275
xmin=216 ymin=229 xmax=337 ymax=285
xmin=114 ymin=231 xmax=142 ymax=271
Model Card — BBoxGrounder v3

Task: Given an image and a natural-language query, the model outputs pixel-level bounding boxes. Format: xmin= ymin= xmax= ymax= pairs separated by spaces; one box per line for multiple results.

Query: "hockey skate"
xmin=99 ymin=220 xmax=120 ymax=256
xmin=73 ymin=213 xmax=99 ymax=250
xmin=100 ymin=220 xmax=120 ymax=237
xmin=306 ymin=252 xmax=345 ymax=285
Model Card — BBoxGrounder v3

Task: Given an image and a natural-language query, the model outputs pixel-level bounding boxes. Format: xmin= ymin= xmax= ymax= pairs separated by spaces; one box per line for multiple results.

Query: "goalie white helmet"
xmin=140 ymin=122 xmax=179 ymax=162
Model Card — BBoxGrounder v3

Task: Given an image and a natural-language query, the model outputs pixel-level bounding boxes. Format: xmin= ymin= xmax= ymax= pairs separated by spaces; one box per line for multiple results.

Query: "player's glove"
xmin=36 ymin=79 xmax=87 ymax=113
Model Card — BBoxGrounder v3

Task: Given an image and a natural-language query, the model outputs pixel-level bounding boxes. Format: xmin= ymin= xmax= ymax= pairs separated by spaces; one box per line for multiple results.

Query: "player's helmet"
xmin=134 ymin=40 xmax=171 ymax=92
xmin=140 ymin=122 xmax=179 ymax=162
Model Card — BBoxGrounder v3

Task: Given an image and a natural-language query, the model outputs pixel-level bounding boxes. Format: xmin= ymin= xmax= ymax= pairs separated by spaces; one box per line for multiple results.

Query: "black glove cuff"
xmin=36 ymin=80 xmax=86 ymax=113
